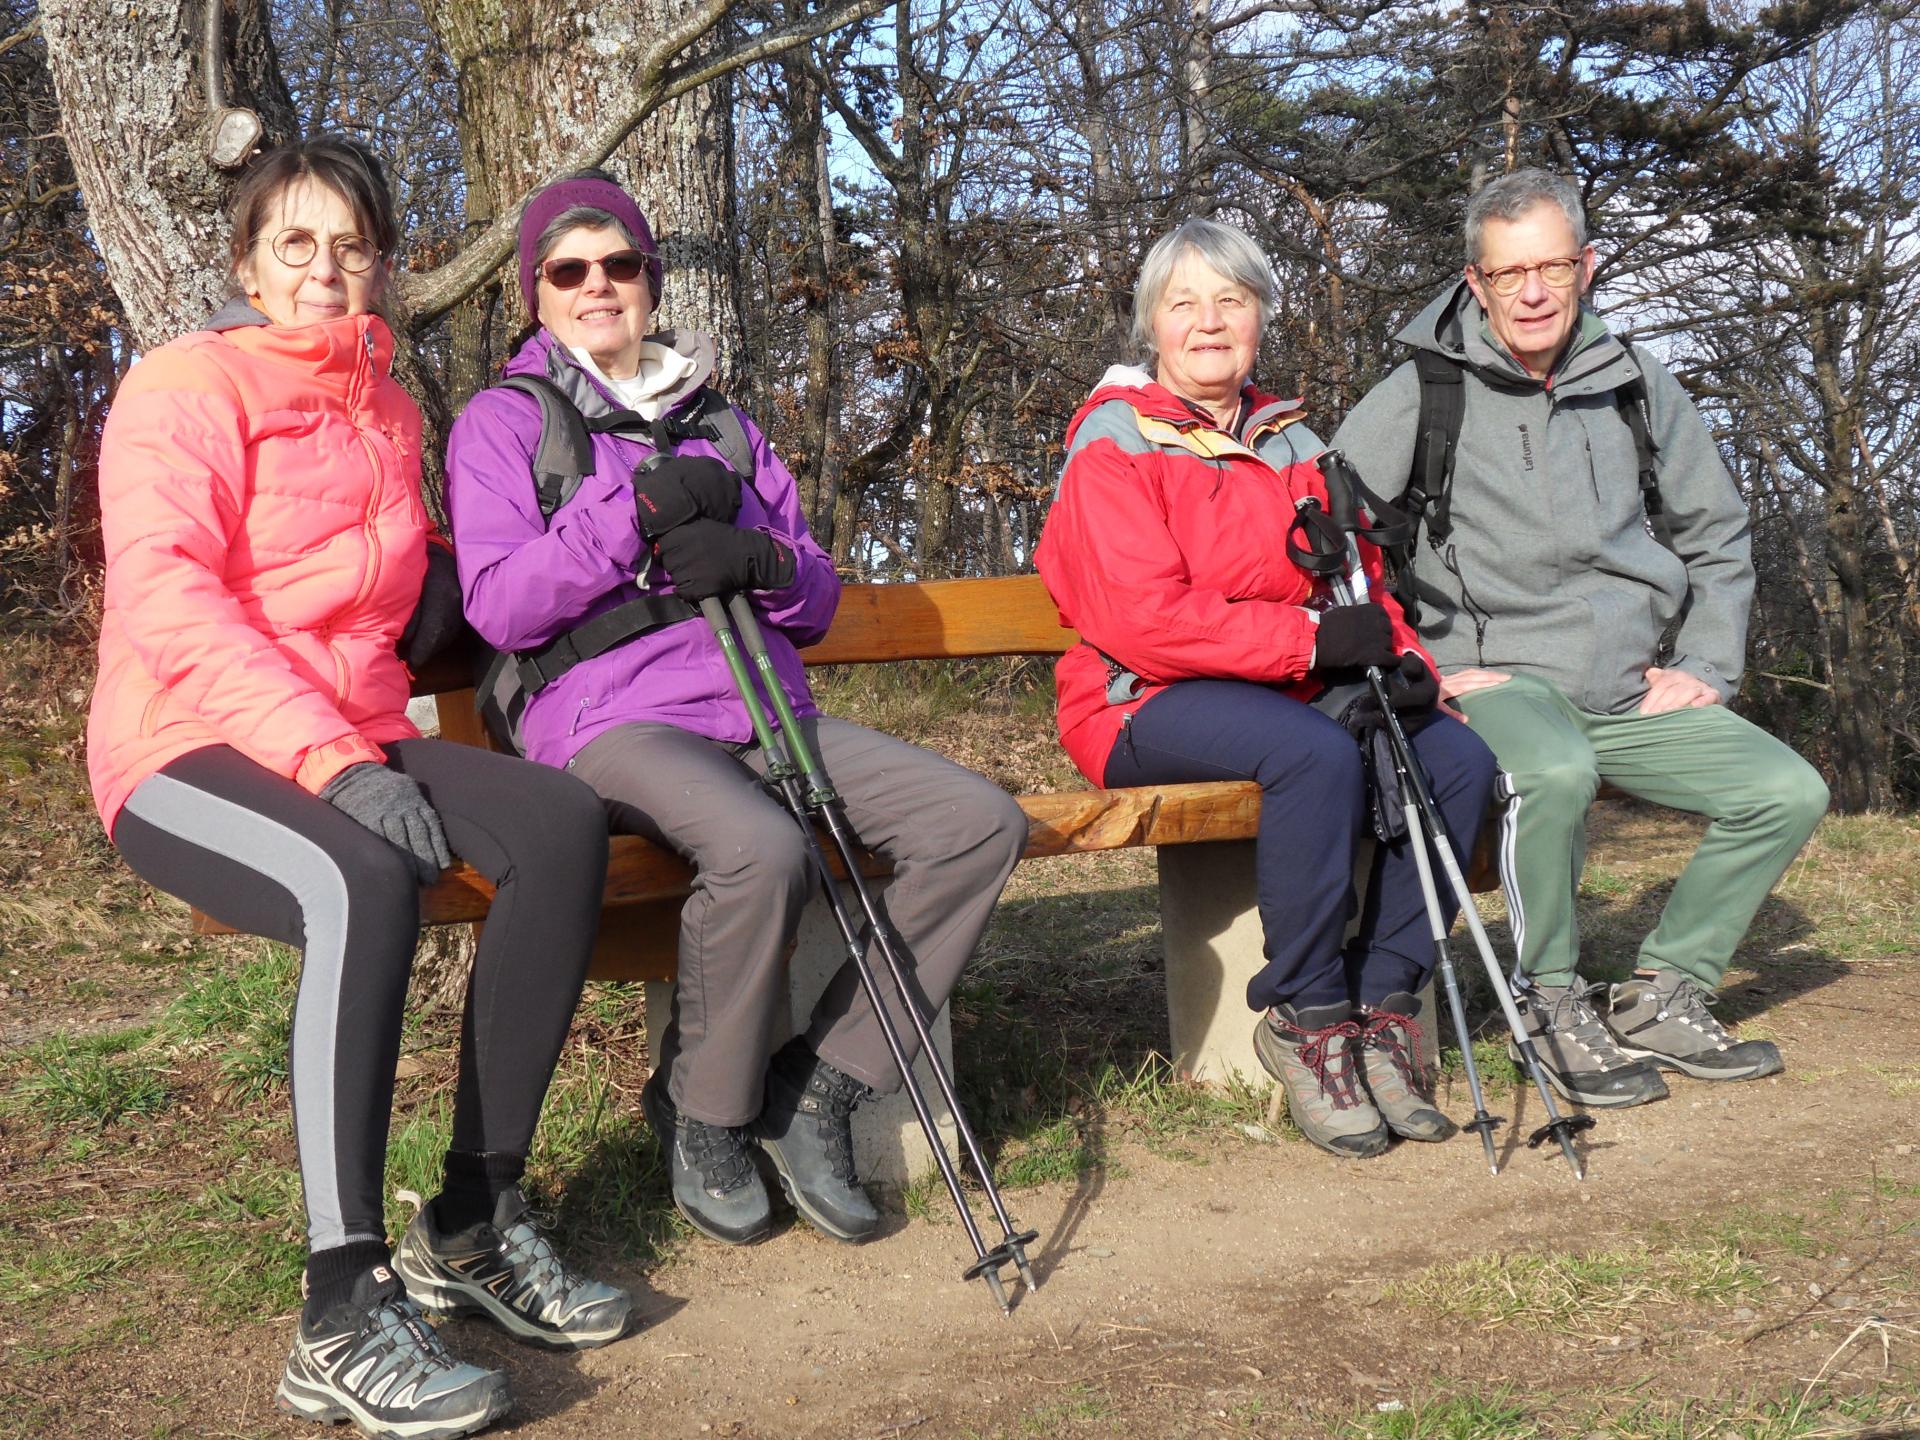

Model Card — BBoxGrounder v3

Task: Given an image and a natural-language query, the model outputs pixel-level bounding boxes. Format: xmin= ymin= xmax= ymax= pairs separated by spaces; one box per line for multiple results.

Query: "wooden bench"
xmin=193 ymin=573 xmax=1496 ymax=1091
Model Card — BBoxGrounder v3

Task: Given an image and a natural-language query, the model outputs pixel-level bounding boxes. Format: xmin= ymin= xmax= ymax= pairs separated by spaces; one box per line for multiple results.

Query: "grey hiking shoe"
xmin=1358 ymin=992 xmax=1457 ymax=1142
xmin=274 ymin=1263 xmax=511 ymax=1440
xmin=753 ymin=1038 xmax=882 ymax=1243
xmin=394 ymin=1185 xmax=631 ymax=1351
xmin=642 ymin=1071 xmax=773 ymax=1246
xmin=1606 ymin=973 xmax=1784 ymax=1081
xmin=1512 ymin=978 xmax=1669 ymax=1108
xmin=1253 ymin=1001 xmax=1390 ymax=1159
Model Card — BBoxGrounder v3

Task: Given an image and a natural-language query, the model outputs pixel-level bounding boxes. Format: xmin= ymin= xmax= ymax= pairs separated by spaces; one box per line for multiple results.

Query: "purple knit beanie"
xmin=517 ymin=176 xmax=663 ymax=315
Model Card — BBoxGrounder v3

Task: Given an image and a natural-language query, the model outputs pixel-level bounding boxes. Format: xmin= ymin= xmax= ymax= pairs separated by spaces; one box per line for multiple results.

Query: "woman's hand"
xmin=1312 ymin=603 xmax=1397 ymax=671
xmin=655 ymin=518 xmax=794 ymax=600
xmin=319 ymin=762 xmax=453 ymax=883
xmin=633 ymin=456 xmax=742 ymax=539
xmin=398 ymin=545 xmax=464 ymax=669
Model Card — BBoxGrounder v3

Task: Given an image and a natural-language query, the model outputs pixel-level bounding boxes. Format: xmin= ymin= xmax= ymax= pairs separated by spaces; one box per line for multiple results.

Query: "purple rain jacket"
xmin=445 ymin=327 xmax=839 ymax=770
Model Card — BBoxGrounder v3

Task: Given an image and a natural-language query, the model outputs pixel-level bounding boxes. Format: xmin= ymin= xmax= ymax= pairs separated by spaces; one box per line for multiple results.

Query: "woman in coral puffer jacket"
xmin=87 ymin=137 xmax=627 ymax=1440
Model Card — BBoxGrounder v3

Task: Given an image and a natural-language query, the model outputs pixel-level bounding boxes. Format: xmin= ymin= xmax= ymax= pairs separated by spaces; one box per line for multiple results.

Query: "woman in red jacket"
xmin=88 ymin=138 xmax=625 ymax=1440
xmin=1035 ymin=218 xmax=1499 ymax=1161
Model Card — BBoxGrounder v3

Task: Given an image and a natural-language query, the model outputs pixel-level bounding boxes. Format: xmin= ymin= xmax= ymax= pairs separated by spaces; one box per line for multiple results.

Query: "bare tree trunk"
xmin=38 ymin=0 xmax=296 ymax=349
xmin=423 ymin=0 xmax=746 ymax=387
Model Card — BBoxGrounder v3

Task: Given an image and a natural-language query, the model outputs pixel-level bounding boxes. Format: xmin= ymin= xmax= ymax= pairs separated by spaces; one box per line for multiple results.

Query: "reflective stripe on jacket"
xmin=1035 ymin=368 xmax=1427 ymax=785
xmin=87 ymin=307 xmax=427 ymax=832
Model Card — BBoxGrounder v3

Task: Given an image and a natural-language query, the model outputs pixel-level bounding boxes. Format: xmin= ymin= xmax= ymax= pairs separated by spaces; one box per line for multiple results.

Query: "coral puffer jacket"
xmin=88 ymin=304 xmax=428 ymax=832
xmin=1034 ymin=367 xmax=1429 ymax=785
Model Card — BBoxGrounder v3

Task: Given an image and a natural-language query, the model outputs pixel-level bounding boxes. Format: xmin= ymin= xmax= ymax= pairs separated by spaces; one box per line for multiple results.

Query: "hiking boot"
xmin=752 ymin=1038 xmax=883 ymax=1243
xmin=1606 ymin=973 xmax=1784 ymax=1081
xmin=1511 ymin=978 xmax=1669 ymax=1108
xmin=394 ymin=1185 xmax=631 ymax=1351
xmin=274 ymin=1263 xmax=511 ymax=1440
xmin=1252 ymin=1001 xmax=1390 ymax=1159
xmin=1358 ymin=992 xmax=1457 ymax=1142
xmin=641 ymin=1071 xmax=773 ymax=1246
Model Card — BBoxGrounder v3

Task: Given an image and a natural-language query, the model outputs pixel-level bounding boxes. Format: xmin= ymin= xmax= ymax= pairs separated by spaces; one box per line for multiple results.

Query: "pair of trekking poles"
xmin=699 ymin=591 xmax=1040 ymax=1313
xmin=1292 ymin=452 xmax=1595 ymax=1181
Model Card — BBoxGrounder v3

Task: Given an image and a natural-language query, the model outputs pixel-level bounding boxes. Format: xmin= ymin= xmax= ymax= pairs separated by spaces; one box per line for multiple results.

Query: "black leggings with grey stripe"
xmin=114 ymin=741 xmax=608 ymax=1253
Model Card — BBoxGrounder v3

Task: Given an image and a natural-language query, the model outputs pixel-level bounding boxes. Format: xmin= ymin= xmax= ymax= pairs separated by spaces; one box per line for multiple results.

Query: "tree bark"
xmin=38 ymin=0 xmax=296 ymax=349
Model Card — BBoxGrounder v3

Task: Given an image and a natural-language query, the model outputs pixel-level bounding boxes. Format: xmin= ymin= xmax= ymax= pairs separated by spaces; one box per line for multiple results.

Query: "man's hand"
xmin=1438 ymin=667 xmax=1513 ymax=701
xmin=1639 ymin=665 xmax=1721 ymax=715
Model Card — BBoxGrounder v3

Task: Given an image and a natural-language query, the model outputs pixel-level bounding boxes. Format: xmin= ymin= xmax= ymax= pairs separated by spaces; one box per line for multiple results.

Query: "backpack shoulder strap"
xmin=672 ymin=388 xmax=758 ymax=482
xmin=1409 ymin=350 xmax=1467 ymax=545
xmin=1613 ymin=347 xmax=1663 ymax=523
xmin=494 ymin=375 xmax=595 ymax=520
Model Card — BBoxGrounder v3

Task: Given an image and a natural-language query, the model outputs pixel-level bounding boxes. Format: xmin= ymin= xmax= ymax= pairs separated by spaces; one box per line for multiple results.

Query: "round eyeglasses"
xmin=1475 ymin=256 xmax=1583 ymax=296
xmin=269 ymin=228 xmax=381 ymax=274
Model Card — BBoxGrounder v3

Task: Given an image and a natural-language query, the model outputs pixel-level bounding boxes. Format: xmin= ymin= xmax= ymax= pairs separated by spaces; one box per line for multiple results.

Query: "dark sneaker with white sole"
xmin=1253 ymin=1001 xmax=1390 ymax=1158
xmin=642 ymin=1071 xmax=773 ymax=1245
xmin=1511 ymin=978 xmax=1670 ymax=1108
xmin=1606 ymin=973 xmax=1784 ymax=1081
xmin=752 ymin=1038 xmax=882 ymax=1243
xmin=1358 ymin=992 xmax=1457 ymax=1142
xmin=394 ymin=1186 xmax=631 ymax=1351
xmin=274 ymin=1264 xmax=511 ymax=1440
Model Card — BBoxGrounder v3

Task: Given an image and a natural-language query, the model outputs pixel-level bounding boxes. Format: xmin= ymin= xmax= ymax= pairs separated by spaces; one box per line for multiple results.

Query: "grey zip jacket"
xmin=1331 ymin=279 xmax=1753 ymax=715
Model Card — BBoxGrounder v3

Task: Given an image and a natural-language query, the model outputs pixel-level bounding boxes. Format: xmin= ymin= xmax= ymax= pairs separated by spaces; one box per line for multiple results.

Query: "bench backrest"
xmin=417 ymin=574 xmax=1079 ymax=748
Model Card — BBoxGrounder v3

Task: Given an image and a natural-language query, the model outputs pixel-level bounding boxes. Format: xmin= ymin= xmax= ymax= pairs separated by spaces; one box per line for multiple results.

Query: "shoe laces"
xmin=679 ymin=1116 xmax=758 ymax=1193
xmin=359 ymin=1291 xmax=461 ymax=1381
xmin=494 ymin=1202 xmax=584 ymax=1304
xmin=1654 ymin=977 xmax=1734 ymax=1044
xmin=801 ymin=1064 xmax=870 ymax=1182
xmin=1537 ymin=981 xmax=1631 ymax=1059
xmin=1359 ymin=1010 xmax=1423 ymax=1083
xmin=1275 ymin=1016 xmax=1368 ymax=1109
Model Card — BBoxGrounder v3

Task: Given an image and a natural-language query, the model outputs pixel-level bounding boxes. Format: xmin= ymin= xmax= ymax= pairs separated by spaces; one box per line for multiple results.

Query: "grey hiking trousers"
xmin=571 ymin=717 xmax=1028 ymax=1127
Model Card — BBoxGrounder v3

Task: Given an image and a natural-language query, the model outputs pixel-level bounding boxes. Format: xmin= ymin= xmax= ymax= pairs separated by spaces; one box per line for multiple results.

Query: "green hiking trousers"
xmin=1453 ymin=673 xmax=1828 ymax=988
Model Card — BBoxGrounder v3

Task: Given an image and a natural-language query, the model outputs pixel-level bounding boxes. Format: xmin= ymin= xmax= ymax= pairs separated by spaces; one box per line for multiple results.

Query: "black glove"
xmin=1385 ymin=653 xmax=1440 ymax=715
xmin=655 ymin=518 xmax=795 ymax=600
xmin=1312 ymin=602 xmax=1397 ymax=671
xmin=319 ymin=761 xmax=453 ymax=884
xmin=633 ymin=456 xmax=742 ymax=539
xmin=398 ymin=544 xmax=464 ymax=670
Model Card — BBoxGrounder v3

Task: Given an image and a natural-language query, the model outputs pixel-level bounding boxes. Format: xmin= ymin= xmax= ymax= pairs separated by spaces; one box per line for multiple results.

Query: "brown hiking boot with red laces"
xmin=1358 ymin=992 xmax=1457 ymax=1142
xmin=1252 ymin=1001 xmax=1390 ymax=1158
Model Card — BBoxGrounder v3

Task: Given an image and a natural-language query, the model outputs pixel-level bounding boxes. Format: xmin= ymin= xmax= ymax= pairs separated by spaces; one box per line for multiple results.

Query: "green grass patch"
xmin=1389 ymin=1242 xmax=1765 ymax=1331
xmin=1339 ymin=1388 xmax=1537 ymax=1439
xmin=162 ymin=944 xmax=298 ymax=1096
xmin=8 ymin=1027 xmax=170 ymax=1128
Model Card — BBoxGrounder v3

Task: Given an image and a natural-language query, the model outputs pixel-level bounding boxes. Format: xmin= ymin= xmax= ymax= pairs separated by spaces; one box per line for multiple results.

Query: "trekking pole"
xmin=1394 ymin=760 xmax=1503 ymax=1175
xmin=1307 ymin=457 xmax=1593 ymax=1179
xmin=698 ymin=594 xmax=1039 ymax=1313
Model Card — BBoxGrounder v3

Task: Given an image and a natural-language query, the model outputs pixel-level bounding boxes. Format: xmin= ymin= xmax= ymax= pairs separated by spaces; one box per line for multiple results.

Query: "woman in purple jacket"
xmin=446 ymin=173 xmax=1028 ymax=1249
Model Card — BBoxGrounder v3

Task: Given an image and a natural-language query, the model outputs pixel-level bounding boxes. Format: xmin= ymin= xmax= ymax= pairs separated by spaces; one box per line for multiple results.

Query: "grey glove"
xmin=319 ymin=761 xmax=453 ymax=884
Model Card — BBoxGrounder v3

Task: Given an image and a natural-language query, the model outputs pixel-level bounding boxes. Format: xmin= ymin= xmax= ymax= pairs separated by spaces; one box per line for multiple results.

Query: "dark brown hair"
xmin=227 ymin=134 xmax=399 ymax=277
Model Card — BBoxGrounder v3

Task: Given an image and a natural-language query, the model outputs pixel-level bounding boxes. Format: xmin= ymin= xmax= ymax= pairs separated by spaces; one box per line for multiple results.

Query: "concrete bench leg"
xmin=1157 ymin=839 xmax=1445 ymax=1087
xmin=643 ymin=884 xmax=958 ymax=1195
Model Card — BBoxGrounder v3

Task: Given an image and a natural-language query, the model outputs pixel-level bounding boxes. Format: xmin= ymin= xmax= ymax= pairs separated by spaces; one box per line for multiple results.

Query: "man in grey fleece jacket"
xmin=1333 ymin=170 xmax=1828 ymax=1110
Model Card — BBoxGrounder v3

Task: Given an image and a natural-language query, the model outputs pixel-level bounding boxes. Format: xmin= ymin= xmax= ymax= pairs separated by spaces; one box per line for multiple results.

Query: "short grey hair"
xmin=1131 ymin=218 xmax=1276 ymax=364
xmin=1464 ymin=169 xmax=1587 ymax=265
xmin=534 ymin=206 xmax=642 ymax=267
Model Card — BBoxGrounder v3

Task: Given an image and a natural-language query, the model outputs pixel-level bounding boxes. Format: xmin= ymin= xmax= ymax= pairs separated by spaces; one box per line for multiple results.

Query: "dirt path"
xmin=33 ymin=960 xmax=1916 ymax=1440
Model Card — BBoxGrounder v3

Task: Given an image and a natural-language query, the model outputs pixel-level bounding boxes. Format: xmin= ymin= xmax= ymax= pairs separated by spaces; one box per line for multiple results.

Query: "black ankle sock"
xmin=436 ymin=1149 xmax=526 ymax=1233
xmin=304 ymin=1239 xmax=391 ymax=1325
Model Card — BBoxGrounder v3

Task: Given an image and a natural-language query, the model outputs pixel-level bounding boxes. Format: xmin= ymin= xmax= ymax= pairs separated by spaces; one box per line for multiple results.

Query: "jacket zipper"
xmin=569 ymin=695 xmax=593 ymax=736
xmin=345 ymin=329 xmax=385 ymax=625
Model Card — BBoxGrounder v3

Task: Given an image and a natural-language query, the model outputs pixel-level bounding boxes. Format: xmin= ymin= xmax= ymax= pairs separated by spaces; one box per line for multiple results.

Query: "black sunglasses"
xmin=539 ymin=249 xmax=651 ymax=290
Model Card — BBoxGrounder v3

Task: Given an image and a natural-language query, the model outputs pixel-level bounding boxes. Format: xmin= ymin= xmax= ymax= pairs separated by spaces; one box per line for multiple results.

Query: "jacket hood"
xmin=505 ymin=326 xmax=717 ymax=421
xmin=1395 ymin=277 xmax=1638 ymax=397
xmin=1068 ymin=366 xmax=1303 ymax=448
xmin=204 ymin=296 xmax=272 ymax=331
